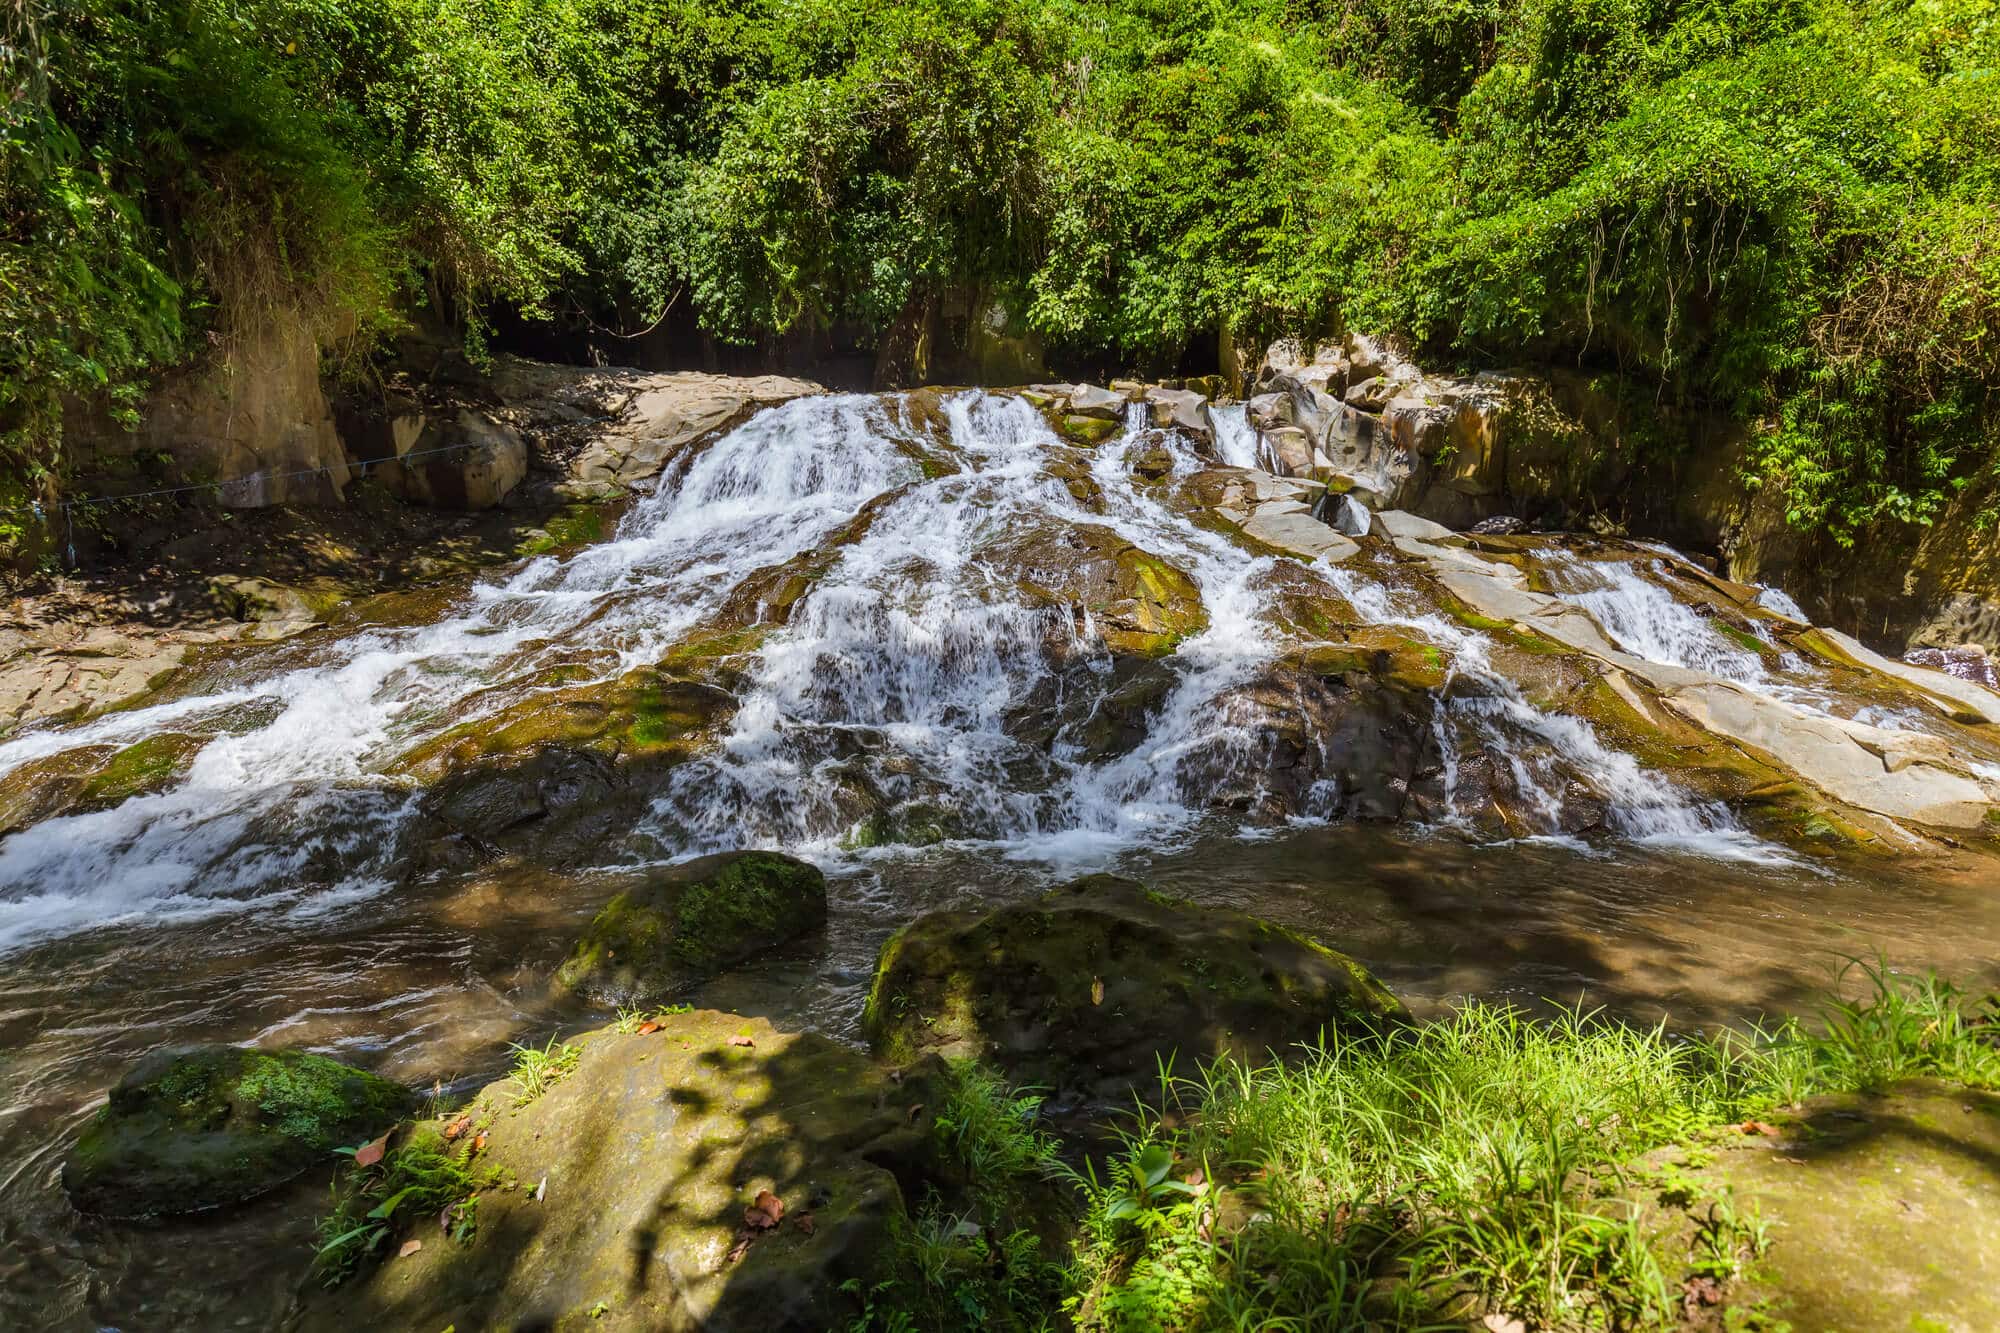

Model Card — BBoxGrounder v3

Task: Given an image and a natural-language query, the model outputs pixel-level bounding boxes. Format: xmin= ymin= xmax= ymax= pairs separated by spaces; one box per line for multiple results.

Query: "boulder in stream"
xmin=292 ymin=1012 xmax=924 ymax=1333
xmin=555 ymin=851 xmax=828 ymax=1005
xmin=862 ymin=875 xmax=1407 ymax=1104
xmin=63 ymin=1046 xmax=413 ymax=1219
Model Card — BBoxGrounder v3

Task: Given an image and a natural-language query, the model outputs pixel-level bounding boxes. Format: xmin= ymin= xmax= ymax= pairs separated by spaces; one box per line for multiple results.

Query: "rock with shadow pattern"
xmin=288 ymin=1011 xmax=928 ymax=1333
xmin=861 ymin=875 xmax=1407 ymax=1107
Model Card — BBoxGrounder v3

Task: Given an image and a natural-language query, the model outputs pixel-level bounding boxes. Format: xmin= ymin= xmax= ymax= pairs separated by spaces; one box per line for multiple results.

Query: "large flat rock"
xmin=292 ymin=1012 xmax=922 ymax=1333
xmin=565 ymin=373 xmax=823 ymax=493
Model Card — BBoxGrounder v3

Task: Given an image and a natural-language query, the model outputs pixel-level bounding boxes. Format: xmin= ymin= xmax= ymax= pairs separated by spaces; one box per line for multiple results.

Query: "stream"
xmin=2 ymin=391 xmax=1997 ymax=1329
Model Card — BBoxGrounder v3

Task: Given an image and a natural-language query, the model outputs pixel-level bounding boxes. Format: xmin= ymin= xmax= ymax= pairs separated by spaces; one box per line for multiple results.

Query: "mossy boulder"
xmin=0 ymin=733 xmax=208 ymax=832
xmin=63 ymin=1046 xmax=413 ymax=1219
xmin=292 ymin=1012 xmax=925 ymax=1333
xmin=555 ymin=851 xmax=829 ymax=1004
xmin=862 ymin=875 xmax=1407 ymax=1105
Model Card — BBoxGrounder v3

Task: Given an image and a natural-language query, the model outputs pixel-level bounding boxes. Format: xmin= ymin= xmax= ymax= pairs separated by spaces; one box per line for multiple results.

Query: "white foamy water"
xmin=1319 ymin=564 xmax=1789 ymax=863
xmin=0 ymin=392 xmax=1802 ymax=951
xmin=0 ymin=395 xmax=920 ymax=951
xmin=1208 ymin=402 xmax=1267 ymax=471
xmin=653 ymin=397 xmax=1292 ymax=859
xmin=1539 ymin=551 xmax=1769 ymax=684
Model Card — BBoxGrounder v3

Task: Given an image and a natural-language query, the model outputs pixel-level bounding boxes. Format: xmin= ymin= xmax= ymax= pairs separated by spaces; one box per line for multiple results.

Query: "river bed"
xmin=3 ymin=390 xmax=1997 ymax=1328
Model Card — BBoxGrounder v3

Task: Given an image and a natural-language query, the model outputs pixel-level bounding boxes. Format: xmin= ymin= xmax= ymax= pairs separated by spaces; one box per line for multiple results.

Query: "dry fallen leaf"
xmin=637 ymin=1020 xmax=661 ymax=1035
xmin=744 ymin=1189 xmax=785 ymax=1230
xmin=1481 ymin=1315 xmax=1526 ymax=1333
xmin=794 ymin=1212 xmax=816 ymax=1237
xmin=1090 ymin=976 xmax=1105 ymax=1006
xmin=442 ymin=1114 xmax=472 ymax=1141
xmin=1683 ymin=1275 xmax=1724 ymax=1310
xmin=725 ymin=1231 xmax=754 ymax=1265
xmin=1739 ymin=1120 xmax=1781 ymax=1137
xmin=398 ymin=1238 xmax=423 ymax=1258
xmin=354 ymin=1132 xmax=391 ymax=1169
xmin=471 ymin=1133 xmax=488 ymax=1155
xmin=728 ymin=1035 xmax=755 ymax=1048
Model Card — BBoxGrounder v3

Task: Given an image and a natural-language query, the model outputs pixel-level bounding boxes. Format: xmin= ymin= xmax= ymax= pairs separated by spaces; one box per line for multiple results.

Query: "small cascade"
xmin=1208 ymin=402 xmax=1268 ymax=471
xmin=1537 ymin=551 xmax=1768 ymax=685
xmin=1320 ymin=565 xmax=1784 ymax=861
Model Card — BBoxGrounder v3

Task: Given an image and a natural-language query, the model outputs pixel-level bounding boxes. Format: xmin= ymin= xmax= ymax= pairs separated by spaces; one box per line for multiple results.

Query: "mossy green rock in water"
xmin=63 ymin=1046 xmax=413 ymax=1218
xmin=862 ymin=875 xmax=1407 ymax=1104
xmin=294 ymin=1012 xmax=921 ymax=1333
xmin=556 ymin=851 xmax=828 ymax=1004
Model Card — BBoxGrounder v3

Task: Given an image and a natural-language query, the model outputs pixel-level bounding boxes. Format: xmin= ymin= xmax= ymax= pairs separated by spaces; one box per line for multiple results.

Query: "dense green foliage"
xmin=851 ymin=962 xmax=1998 ymax=1331
xmin=5 ymin=0 xmax=1997 ymax=534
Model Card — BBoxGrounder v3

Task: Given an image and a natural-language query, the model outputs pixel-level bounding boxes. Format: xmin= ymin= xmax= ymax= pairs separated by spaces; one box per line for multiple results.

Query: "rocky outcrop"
xmin=65 ymin=317 xmax=350 ymax=509
xmin=291 ymin=1012 xmax=927 ymax=1333
xmin=552 ymin=368 xmax=824 ymax=496
xmin=354 ymin=408 xmax=529 ymax=509
xmin=1248 ymin=336 xmax=1645 ymax=531
xmin=862 ymin=875 xmax=1407 ymax=1105
xmin=990 ymin=521 xmax=1210 ymax=656
xmin=1375 ymin=513 xmax=2000 ymax=831
xmin=555 ymin=852 xmax=829 ymax=1004
xmin=63 ymin=1045 xmax=412 ymax=1218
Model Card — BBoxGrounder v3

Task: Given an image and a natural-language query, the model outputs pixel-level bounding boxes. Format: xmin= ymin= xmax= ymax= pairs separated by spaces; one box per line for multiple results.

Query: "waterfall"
xmin=0 ymin=391 xmax=1795 ymax=953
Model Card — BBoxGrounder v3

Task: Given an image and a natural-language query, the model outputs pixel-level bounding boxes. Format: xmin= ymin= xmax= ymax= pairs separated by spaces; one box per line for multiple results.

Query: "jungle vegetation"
xmin=3 ymin=0 xmax=1996 ymax=536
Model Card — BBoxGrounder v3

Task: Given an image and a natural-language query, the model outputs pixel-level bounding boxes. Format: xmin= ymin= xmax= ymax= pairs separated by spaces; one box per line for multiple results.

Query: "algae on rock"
xmin=63 ymin=1045 xmax=413 ymax=1219
xmin=555 ymin=850 xmax=828 ymax=1005
xmin=861 ymin=875 xmax=1407 ymax=1105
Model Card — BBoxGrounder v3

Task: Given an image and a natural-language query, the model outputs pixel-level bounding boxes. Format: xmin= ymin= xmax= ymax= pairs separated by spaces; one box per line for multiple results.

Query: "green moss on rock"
xmin=75 ymin=733 xmax=207 ymax=810
xmin=861 ymin=875 xmax=1407 ymax=1104
xmin=555 ymin=851 xmax=829 ymax=1004
xmin=63 ymin=1045 xmax=413 ymax=1218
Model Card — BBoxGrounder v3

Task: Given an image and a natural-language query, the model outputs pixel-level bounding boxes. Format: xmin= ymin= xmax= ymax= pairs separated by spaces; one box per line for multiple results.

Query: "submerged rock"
xmin=63 ymin=1046 xmax=413 ymax=1219
xmin=291 ymin=1012 xmax=923 ymax=1333
xmin=862 ymin=875 xmax=1406 ymax=1104
xmin=555 ymin=851 xmax=828 ymax=1005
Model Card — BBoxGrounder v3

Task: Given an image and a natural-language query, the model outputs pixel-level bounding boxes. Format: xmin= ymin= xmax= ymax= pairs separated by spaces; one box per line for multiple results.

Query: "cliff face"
xmin=64 ymin=317 xmax=351 ymax=509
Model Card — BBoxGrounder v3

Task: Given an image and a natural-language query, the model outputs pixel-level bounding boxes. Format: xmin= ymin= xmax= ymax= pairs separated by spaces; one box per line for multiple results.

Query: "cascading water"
xmin=0 ymin=395 xmax=922 ymax=951
xmin=1318 ymin=562 xmax=1785 ymax=861
xmin=0 ymin=391 xmax=1802 ymax=954
xmin=1208 ymin=402 xmax=1268 ymax=471
xmin=1537 ymin=551 xmax=1769 ymax=684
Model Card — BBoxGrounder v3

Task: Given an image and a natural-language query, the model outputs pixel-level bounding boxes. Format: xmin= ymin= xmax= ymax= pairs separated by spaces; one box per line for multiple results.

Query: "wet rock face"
xmin=63 ymin=1046 xmax=413 ymax=1219
xmin=555 ymin=851 xmax=828 ymax=1005
xmin=861 ymin=875 xmax=1407 ymax=1106
xmin=292 ymin=1012 xmax=925 ymax=1333
xmin=991 ymin=521 xmax=1210 ymax=657
xmin=1904 ymin=643 xmax=1998 ymax=688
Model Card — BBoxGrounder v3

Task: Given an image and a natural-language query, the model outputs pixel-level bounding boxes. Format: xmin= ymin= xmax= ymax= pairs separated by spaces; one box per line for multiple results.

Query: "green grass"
xmin=854 ymin=959 xmax=1998 ymax=1332
xmin=504 ymin=1036 xmax=581 ymax=1105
